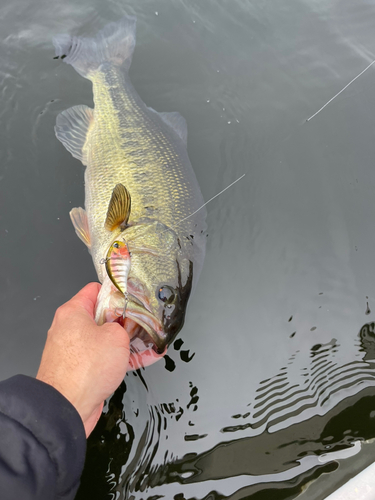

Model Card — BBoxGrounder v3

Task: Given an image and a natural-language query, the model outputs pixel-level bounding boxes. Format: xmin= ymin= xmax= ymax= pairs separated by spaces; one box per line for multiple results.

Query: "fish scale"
xmin=86 ymin=69 xmax=198 ymax=279
xmin=54 ymin=16 xmax=207 ymax=352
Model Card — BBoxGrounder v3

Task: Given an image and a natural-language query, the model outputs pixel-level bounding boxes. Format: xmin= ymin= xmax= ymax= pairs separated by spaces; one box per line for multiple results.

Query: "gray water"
xmin=2 ymin=0 xmax=375 ymax=498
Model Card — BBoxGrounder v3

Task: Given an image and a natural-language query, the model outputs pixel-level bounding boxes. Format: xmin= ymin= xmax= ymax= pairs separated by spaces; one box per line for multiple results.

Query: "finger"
xmin=101 ymin=322 xmax=131 ymax=350
xmin=69 ymin=282 xmax=101 ymax=317
xmin=102 ymin=320 xmax=129 ymax=335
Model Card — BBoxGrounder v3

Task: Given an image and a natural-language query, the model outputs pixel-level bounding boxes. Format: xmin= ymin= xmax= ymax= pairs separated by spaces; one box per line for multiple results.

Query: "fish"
xmin=53 ymin=16 xmax=207 ymax=355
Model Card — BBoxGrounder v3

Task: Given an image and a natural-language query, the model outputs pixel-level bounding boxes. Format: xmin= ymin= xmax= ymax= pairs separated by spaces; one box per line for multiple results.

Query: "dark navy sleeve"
xmin=0 ymin=375 xmax=86 ymax=500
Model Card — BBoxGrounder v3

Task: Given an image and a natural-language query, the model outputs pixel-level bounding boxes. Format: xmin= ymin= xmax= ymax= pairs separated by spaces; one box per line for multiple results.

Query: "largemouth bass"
xmin=54 ymin=16 xmax=206 ymax=356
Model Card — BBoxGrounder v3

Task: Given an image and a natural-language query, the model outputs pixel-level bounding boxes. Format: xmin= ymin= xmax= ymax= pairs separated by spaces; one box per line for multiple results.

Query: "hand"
xmin=37 ymin=283 xmax=130 ymax=437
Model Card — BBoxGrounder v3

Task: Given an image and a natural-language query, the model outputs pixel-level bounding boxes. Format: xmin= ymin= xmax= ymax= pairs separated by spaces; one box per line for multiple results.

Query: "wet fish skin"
xmin=54 ymin=16 xmax=206 ymax=351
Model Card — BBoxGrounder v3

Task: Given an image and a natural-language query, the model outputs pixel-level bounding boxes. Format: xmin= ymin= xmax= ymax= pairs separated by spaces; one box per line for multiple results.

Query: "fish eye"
xmin=113 ymin=242 xmax=119 ymax=248
xmin=158 ymin=285 xmax=175 ymax=304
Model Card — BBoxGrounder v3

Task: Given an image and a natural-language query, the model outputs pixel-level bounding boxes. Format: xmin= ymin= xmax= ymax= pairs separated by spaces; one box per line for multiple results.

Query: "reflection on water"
xmin=2 ymin=0 xmax=375 ymax=499
xmin=76 ymin=321 xmax=375 ymax=499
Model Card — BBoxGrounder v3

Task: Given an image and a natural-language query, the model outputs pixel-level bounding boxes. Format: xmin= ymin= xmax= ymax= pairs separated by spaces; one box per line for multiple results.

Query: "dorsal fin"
xmin=148 ymin=107 xmax=187 ymax=146
xmin=55 ymin=105 xmax=94 ymax=165
xmin=104 ymin=184 xmax=131 ymax=231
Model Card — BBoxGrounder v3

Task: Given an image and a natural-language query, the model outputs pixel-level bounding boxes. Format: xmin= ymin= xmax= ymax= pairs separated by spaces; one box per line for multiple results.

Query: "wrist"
xmin=36 ymin=372 xmax=97 ymax=432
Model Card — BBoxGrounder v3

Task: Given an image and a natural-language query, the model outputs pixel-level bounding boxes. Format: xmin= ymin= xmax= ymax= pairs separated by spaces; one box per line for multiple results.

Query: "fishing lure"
xmin=105 ymin=240 xmax=131 ymax=315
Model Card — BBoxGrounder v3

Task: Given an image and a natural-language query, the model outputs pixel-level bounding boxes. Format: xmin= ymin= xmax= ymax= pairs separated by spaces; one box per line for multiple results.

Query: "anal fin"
xmin=55 ymin=105 xmax=94 ymax=165
xmin=70 ymin=207 xmax=91 ymax=248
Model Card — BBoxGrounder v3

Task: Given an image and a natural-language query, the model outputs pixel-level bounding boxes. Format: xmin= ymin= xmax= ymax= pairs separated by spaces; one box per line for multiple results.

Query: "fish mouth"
xmin=95 ymin=279 xmax=168 ymax=353
xmin=113 ymin=295 xmax=167 ymax=354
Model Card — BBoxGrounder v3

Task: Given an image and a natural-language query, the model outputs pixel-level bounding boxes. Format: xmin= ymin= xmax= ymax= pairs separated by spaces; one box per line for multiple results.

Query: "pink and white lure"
xmin=105 ymin=240 xmax=131 ymax=315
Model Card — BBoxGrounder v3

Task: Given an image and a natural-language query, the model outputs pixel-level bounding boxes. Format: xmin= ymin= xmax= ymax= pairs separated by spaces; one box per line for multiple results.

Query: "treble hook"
xmin=114 ymin=293 xmax=128 ymax=319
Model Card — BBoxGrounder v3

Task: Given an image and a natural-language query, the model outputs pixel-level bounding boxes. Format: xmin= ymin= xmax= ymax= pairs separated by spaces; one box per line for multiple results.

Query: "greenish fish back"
xmin=147 ymin=107 xmax=188 ymax=147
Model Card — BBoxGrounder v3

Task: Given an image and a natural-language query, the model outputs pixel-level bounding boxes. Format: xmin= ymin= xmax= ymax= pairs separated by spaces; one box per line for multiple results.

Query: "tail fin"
xmin=53 ymin=16 xmax=136 ymax=79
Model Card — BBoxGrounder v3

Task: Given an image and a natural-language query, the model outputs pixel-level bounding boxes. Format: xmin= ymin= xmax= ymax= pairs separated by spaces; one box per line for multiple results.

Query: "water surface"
xmin=2 ymin=0 xmax=375 ymax=498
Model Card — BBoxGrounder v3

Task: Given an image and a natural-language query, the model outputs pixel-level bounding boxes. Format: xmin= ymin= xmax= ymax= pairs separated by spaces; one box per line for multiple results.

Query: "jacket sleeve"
xmin=0 ymin=375 xmax=87 ymax=500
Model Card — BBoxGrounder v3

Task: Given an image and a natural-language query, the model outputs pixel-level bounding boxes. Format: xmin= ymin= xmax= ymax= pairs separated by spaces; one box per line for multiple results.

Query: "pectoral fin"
xmin=55 ymin=105 xmax=94 ymax=165
xmin=70 ymin=207 xmax=91 ymax=248
xmin=104 ymin=184 xmax=131 ymax=231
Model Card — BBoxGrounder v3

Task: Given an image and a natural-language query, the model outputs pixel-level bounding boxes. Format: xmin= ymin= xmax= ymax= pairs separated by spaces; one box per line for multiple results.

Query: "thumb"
xmin=69 ymin=282 xmax=101 ymax=318
xmin=101 ymin=321 xmax=131 ymax=347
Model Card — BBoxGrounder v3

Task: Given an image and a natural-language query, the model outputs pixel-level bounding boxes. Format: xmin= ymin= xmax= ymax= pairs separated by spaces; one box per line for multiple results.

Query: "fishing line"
xmin=103 ymin=54 xmax=374 ymax=255
xmin=306 ymin=59 xmax=375 ymax=122
xmin=151 ymin=173 xmax=246 ymax=242
xmin=120 ymin=173 xmax=247 ymax=247
xmin=172 ymin=173 xmax=246 ymax=226
xmin=102 ymin=54 xmax=375 ymax=253
xmin=259 ymin=53 xmax=375 ymax=173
